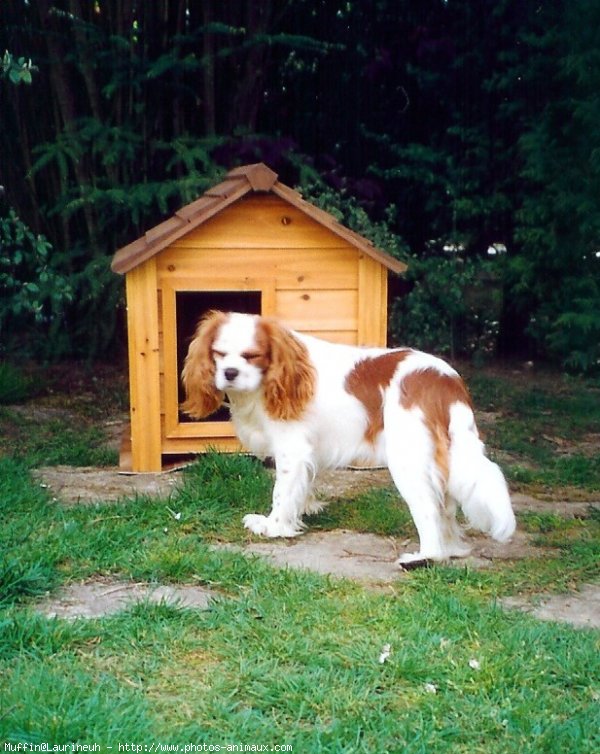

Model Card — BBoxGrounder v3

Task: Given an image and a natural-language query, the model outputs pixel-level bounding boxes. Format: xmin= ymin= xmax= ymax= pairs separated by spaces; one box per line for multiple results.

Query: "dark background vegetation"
xmin=1 ymin=0 xmax=599 ymax=372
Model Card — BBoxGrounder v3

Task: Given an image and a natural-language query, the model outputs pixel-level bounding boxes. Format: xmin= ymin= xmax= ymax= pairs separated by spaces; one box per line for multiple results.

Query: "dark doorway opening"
xmin=176 ymin=291 xmax=262 ymax=422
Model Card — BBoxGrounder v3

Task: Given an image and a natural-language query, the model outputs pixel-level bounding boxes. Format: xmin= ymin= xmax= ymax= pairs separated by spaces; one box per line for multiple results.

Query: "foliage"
xmin=0 ymin=362 xmax=33 ymax=404
xmin=542 ymin=277 xmax=600 ymax=374
xmin=29 ymin=122 xmax=226 ymax=238
xmin=1 ymin=49 xmax=36 ymax=84
xmin=390 ymin=253 xmax=503 ymax=360
xmin=512 ymin=0 xmax=600 ymax=372
xmin=1 ymin=0 xmax=599 ymax=367
xmin=0 ymin=207 xmax=73 ymax=359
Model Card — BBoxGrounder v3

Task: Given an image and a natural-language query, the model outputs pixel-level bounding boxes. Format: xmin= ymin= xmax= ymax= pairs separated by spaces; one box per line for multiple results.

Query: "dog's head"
xmin=182 ymin=311 xmax=316 ymax=421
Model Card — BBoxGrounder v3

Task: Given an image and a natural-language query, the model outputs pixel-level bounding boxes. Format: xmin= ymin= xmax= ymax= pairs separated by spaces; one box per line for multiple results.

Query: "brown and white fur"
xmin=182 ymin=311 xmax=516 ymax=567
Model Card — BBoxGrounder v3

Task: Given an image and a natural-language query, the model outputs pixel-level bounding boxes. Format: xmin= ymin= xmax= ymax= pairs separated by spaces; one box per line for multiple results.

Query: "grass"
xmin=0 ymin=362 xmax=599 ymax=750
xmin=0 ymin=409 xmax=118 ymax=467
xmin=467 ymin=367 xmax=600 ymax=496
xmin=0 ymin=361 xmax=125 ymax=468
xmin=308 ymin=486 xmax=415 ymax=537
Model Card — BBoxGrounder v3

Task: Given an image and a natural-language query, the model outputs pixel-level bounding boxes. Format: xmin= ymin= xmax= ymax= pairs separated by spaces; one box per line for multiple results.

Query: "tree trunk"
xmin=202 ymin=0 xmax=217 ymax=135
xmin=228 ymin=0 xmax=274 ymax=133
xmin=36 ymin=0 xmax=101 ymax=252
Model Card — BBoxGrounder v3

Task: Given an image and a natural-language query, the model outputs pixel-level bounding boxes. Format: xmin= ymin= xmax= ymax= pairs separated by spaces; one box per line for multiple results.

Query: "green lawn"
xmin=467 ymin=367 xmax=600 ymax=497
xmin=0 ymin=364 xmax=599 ymax=751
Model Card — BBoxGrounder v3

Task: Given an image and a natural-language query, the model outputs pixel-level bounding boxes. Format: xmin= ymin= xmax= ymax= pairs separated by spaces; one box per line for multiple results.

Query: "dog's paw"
xmin=396 ymin=552 xmax=433 ymax=570
xmin=243 ymin=513 xmax=302 ymax=538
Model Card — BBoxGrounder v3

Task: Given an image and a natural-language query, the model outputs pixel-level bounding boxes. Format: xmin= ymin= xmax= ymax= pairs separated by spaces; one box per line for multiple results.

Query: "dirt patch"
xmin=225 ymin=527 xmax=543 ymax=584
xmin=232 ymin=524 xmax=600 ymax=630
xmin=36 ymin=578 xmax=217 ymax=620
xmin=510 ymin=491 xmax=600 ymax=518
xmin=222 ymin=530 xmax=401 ymax=583
xmin=540 ymin=432 xmax=600 ymax=459
xmin=501 ymin=585 xmax=600 ymax=630
xmin=33 ymin=465 xmax=182 ymax=504
xmin=315 ymin=467 xmax=393 ymax=498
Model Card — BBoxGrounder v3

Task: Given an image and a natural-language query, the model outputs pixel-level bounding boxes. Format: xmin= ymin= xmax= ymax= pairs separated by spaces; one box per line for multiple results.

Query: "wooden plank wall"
xmin=157 ymin=195 xmax=363 ymax=340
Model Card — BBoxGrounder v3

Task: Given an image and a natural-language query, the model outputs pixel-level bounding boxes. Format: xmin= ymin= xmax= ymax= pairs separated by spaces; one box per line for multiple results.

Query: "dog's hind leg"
xmin=384 ymin=404 xmax=469 ymax=565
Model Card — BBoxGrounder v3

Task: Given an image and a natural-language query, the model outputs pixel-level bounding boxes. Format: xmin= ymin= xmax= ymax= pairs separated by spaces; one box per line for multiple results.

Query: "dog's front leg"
xmin=243 ymin=429 xmax=314 ymax=538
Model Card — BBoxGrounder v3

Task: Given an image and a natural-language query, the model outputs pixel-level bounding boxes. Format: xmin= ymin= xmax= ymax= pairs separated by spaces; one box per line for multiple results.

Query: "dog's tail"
xmin=447 ymin=402 xmax=516 ymax=542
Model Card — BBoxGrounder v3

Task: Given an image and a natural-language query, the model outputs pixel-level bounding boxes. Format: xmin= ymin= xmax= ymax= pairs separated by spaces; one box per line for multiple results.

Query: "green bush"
xmin=390 ymin=253 xmax=503 ymax=360
xmin=0 ymin=362 xmax=33 ymax=404
xmin=0 ymin=208 xmax=73 ymax=359
xmin=540 ymin=277 xmax=600 ymax=375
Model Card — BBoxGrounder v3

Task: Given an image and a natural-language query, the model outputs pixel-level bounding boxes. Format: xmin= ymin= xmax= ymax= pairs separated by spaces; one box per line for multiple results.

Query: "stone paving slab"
xmin=36 ymin=579 xmax=216 ymax=620
xmin=501 ymin=584 xmax=600 ymax=630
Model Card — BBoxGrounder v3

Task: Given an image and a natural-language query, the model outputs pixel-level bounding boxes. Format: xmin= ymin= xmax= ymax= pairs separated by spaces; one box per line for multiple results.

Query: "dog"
xmin=182 ymin=311 xmax=516 ymax=567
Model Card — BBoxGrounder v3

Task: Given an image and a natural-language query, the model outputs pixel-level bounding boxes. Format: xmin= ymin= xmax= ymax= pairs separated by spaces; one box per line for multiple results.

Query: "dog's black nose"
xmin=224 ymin=367 xmax=239 ymax=382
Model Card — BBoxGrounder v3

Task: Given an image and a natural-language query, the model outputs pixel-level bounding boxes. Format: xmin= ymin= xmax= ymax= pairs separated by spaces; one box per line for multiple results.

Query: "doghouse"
xmin=111 ymin=163 xmax=407 ymax=471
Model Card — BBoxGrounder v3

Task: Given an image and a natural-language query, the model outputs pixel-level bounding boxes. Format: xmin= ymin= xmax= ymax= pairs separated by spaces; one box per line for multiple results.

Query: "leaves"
xmin=514 ymin=0 xmax=600 ymax=372
xmin=1 ymin=50 xmax=37 ymax=85
xmin=0 ymin=209 xmax=72 ymax=358
xmin=390 ymin=254 xmax=503 ymax=359
xmin=1 ymin=0 xmax=600 ymax=368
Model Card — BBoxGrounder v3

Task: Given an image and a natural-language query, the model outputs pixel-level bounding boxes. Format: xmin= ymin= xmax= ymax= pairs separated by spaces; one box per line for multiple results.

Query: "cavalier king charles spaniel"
xmin=182 ymin=311 xmax=516 ymax=567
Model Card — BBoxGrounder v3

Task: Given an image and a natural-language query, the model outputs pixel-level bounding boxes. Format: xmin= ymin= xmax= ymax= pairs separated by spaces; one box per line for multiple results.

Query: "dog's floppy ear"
xmin=258 ymin=318 xmax=316 ymax=421
xmin=181 ymin=310 xmax=227 ymax=418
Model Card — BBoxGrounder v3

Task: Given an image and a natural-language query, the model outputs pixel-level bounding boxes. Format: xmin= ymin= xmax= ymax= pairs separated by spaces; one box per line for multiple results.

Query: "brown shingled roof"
xmin=111 ymin=163 xmax=407 ymax=275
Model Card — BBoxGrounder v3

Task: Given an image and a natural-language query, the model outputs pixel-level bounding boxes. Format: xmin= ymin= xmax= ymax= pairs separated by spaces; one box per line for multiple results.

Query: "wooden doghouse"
xmin=111 ymin=163 xmax=407 ymax=471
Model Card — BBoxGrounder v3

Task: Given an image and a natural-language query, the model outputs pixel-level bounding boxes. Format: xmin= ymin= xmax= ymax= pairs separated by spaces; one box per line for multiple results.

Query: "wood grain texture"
xmin=125 ymin=259 xmax=162 ymax=471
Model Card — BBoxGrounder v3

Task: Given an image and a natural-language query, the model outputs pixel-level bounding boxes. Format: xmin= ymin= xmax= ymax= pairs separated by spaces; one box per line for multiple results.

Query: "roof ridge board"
xmin=205 ymin=176 xmax=249 ymax=198
xmin=112 ymin=163 xmax=407 ymax=275
xmin=226 ymin=162 xmax=263 ymax=176
xmin=226 ymin=163 xmax=278 ymax=191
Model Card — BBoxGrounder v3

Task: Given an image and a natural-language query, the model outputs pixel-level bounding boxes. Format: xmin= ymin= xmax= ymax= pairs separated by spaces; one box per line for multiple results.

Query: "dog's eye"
xmin=242 ymin=351 xmax=263 ymax=363
xmin=211 ymin=349 xmax=225 ymax=359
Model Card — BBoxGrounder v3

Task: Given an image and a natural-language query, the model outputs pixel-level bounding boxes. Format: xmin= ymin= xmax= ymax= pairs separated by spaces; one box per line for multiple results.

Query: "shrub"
xmin=0 ymin=208 xmax=73 ymax=359
xmin=0 ymin=362 xmax=33 ymax=404
xmin=540 ymin=276 xmax=600 ymax=375
xmin=390 ymin=253 xmax=503 ymax=360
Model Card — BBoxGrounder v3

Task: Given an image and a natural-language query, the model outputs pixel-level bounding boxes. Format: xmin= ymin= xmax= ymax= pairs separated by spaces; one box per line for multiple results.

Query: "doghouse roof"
xmin=111 ymin=163 xmax=407 ymax=276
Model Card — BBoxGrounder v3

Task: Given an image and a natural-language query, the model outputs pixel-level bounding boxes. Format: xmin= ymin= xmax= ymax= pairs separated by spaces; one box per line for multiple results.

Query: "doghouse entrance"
xmin=176 ymin=291 xmax=262 ymax=423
